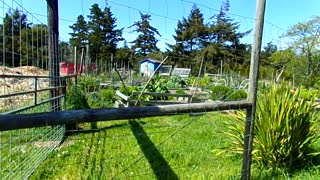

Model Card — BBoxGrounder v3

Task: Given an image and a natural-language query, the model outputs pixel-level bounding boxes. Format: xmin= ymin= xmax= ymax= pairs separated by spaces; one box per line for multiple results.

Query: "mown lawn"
xmin=30 ymin=112 xmax=320 ymax=179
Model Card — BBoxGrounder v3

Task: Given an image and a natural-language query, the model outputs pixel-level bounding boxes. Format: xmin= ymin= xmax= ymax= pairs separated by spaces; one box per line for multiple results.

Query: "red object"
xmin=59 ymin=62 xmax=96 ymax=75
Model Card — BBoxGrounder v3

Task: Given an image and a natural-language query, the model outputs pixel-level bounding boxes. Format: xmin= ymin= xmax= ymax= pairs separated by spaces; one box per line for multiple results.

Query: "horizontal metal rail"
xmin=0 ymin=90 xmax=35 ymax=98
xmin=36 ymin=86 xmax=65 ymax=93
xmin=0 ymin=74 xmax=76 ymax=79
xmin=0 ymin=100 xmax=251 ymax=131
xmin=0 ymin=86 xmax=64 ymax=98
xmin=2 ymin=95 xmax=65 ymax=115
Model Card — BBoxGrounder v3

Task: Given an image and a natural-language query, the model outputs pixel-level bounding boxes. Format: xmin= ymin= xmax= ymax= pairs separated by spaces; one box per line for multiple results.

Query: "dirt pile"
xmin=0 ymin=66 xmax=49 ymax=76
xmin=0 ymin=66 xmax=50 ymax=111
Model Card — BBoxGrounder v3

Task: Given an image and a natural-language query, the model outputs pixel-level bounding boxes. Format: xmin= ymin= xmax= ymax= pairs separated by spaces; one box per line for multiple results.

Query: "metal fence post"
xmin=34 ymin=77 xmax=38 ymax=105
xmin=47 ymin=0 xmax=60 ymax=112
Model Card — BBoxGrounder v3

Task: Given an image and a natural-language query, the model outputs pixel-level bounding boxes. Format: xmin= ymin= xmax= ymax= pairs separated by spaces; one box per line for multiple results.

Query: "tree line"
xmin=0 ymin=0 xmax=319 ymax=87
xmin=68 ymin=0 xmax=253 ymax=74
xmin=0 ymin=8 xmax=48 ymax=68
xmin=68 ymin=0 xmax=320 ymax=87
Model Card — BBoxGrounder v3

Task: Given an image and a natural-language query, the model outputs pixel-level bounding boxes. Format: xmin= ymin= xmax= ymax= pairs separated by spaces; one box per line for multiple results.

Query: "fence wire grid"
xmin=0 ymin=0 xmax=70 ymax=179
xmin=0 ymin=0 xmax=272 ymax=179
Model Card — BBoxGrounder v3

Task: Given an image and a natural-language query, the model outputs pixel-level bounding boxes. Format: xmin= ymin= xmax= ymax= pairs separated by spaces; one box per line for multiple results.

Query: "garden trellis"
xmin=0 ymin=0 xmax=268 ymax=179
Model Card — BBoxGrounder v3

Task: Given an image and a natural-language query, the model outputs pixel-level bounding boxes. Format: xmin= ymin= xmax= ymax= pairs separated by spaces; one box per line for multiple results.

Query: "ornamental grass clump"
xmin=221 ymin=84 xmax=320 ymax=170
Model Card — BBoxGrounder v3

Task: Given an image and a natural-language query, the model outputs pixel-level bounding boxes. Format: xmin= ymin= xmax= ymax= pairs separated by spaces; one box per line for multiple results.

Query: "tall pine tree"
xmin=69 ymin=15 xmax=88 ymax=48
xmin=87 ymin=3 xmax=123 ymax=62
xmin=206 ymin=0 xmax=251 ymax=66
xmin=0 ymin=8 xmax=29 ymax=67
xmin=130 ymin=13 xmax=161 ymax=56
xmin=168 ymin=5 xmax=206 ymax=67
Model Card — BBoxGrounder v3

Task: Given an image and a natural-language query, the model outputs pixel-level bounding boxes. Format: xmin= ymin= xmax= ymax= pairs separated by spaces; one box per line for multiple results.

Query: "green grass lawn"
xmin=30 ymin=112 xmax=320 ymax=179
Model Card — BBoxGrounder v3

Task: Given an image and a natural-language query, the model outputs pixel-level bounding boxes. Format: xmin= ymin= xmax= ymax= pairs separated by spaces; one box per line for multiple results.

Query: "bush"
xmin=78 ymin=76 xmax=100 ymax=93
xmin=120 ymin=85 xmax=139 ymax=96
xmin=167 ymin=75 xmax=189 ymax=88
xmin=87 ymin=88 xmax=114 ymax=109
xmin=221 ymin=84 xmax=319 ymax=170
xmin=198 ymin=74 xmax=211 ymax=87
xmin=229 ymin=89 xmax=247 ymax=100
xmin=175 ymin=89 xmax=185 ymax=95
xmin=299 ymin=88 xmax=319 ymax=101
xmin=65 ymin=84 xmax=91 ymax=130
xmin=66 ymin=85 xmax=89 ymax=110
xmin=210 ymin=85 xmax=233 ymax=100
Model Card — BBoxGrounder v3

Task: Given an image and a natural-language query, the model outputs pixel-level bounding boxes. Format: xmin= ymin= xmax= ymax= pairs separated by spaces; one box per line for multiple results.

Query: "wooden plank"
xmin=0 ymin=101 xmax=251 ymax=131
xmin=132 ymin=100 xmax=189 ymax=105
xmin=116 ymin=90 xmax=129 ymax=101
xmin=132 ymin=91 xmax=192 ymax=98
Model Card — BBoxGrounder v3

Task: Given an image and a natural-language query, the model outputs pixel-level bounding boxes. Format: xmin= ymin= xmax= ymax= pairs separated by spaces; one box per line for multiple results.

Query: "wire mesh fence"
xmin=0 ymin=0 xmax=74 ymax=179
xmin=0 ymin=75 xmax=69 ymax=179
xmin=0 ymin=0 xmax=264 ymax=178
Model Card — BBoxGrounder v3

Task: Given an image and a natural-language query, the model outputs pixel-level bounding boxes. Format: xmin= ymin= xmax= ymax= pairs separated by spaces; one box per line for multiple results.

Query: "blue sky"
xmin=2 ymin=0 xmax=320 ymax=51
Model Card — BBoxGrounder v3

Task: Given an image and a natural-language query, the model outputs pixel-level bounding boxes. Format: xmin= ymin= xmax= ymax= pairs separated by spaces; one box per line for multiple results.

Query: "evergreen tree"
xmin=130 ymin=13 xmax=161 ymax=56
xmin=0 ymin=8 xmax=29 ymax=66
xmin=87 ymin=3 xmax=123 ymax=62
xmin=260 ymin=41 xmax=278 ymax=65
xmin=101 ymin=5 xmax=124 ymax=54
xmin=21 ymin=24 xmax=48 ymax=68
xmin=168 ymin=5 xmax=206 ymax=67
xmin=69 ymin=15 xmax=88 ymax=48
xmin=59 ymin=41 xmax=72 ymax=63
xmin=205 ymin=0 xmax=251 ymax=67
xmin=115 ymin=40 xmax=132 ymax=68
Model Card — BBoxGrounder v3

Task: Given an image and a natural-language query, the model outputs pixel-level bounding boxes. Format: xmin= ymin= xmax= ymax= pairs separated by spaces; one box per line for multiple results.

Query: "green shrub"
xmin=299 ymin=88 xmax=319 ymax=101
xmin=167 ymin=75 xmax=189 ymax=88
xmin=87 ymin=88 xmax=114 ymax=109
xmin=175 ymin=89 xmax=185 ymax=95
xmin=221 ymin=84 xmax=319 ymax=170
xmin=100 ymin=88 xmax=114 ymax=101
xmin=66 ymin=85 xmax=89 ymax=110
xmin=120 ymin=85 xmax=139 ymax=96
xmin=199 ymin=74 xmax=211 ymax=87
xmin=66 ymin=85 xmax=92 ymax=130
xmin=146 ymin=76 xmax=169 ymax=93
xmin=78 ymin=76 xmax=100 ymax=93
xmin=210 ymin=85 xmax=233 ymax=100
xmin=229 ymin=89 xmax=247 ymax=100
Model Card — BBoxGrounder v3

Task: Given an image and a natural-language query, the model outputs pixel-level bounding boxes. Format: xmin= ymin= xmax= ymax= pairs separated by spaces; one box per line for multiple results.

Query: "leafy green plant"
xmin=78 ymin=76 xmax=100 ymax=93
xmin=299 ymin=88 xmax=319 ymax=101
xmin=146 ymin=76 xmax=169 ymax=93
xmin=66 ymin=85 xmax=90 ymax=110
xmin=198 ymin=74 xmax=211 ymax=87
xmin=220 ymin=84 xmax=320 ymax=170
xmin=229 ymin=89 xmax=247 ymax=100
xmin=120 ymin=85 xmax=139 ymax=96
xmin=167 ymin=75 xmax=189 ymax=88
xmin=210 ymin=85 xmax=233 ymax=100
xmin=175 ymin=89 xmax=185 ymax=95
xmin=87 ymin=88 xmax=114 ymax=109
xmin=66 ymin=84 xmax=92 ymax=130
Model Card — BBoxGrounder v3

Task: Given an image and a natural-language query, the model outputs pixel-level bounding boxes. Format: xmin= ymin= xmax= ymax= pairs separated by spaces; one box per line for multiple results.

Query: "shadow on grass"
xmin=129 ymin=120 xmax=179 ymax=180
xmin=64 ymin=122 xmax=129 ymax=136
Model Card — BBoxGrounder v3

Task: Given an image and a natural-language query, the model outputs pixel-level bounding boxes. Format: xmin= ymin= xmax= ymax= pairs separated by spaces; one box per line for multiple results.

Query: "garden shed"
xmin=139 ymin=58 xmax=161 ymax=77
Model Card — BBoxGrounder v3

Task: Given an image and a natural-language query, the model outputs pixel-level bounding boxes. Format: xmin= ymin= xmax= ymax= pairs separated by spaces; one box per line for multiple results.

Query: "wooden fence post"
xmin=241 ymin=0 xmax=266 ymax=179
